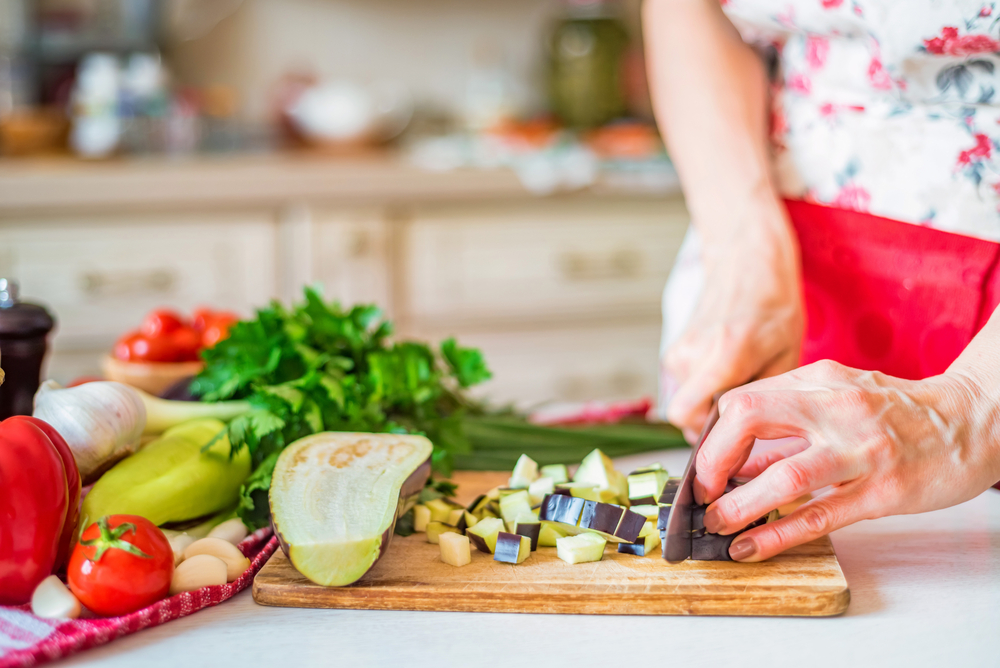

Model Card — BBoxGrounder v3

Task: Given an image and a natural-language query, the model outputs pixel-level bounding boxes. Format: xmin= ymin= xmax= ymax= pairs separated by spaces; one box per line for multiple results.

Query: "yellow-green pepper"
xmin=81 ymin=419 xmax=250 ymax=530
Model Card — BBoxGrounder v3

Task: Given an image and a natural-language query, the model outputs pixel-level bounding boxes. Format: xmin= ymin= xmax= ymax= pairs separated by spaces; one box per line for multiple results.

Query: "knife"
xmin=661 ymin=396 xmax=722 ymax=563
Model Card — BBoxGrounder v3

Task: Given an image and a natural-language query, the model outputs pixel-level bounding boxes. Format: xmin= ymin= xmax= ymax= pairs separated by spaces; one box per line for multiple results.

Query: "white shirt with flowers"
xmin=722 ymin=0 xmax=1000 ymax=241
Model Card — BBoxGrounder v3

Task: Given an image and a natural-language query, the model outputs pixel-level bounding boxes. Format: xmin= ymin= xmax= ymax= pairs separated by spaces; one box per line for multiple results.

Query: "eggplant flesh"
xmin=270 ymin=432 xmax=432 ymax=587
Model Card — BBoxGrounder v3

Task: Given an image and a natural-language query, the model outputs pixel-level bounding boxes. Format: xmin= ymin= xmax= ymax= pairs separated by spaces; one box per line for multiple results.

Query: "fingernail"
xmin=729 ymin=538 xmax=757 ymax=561
xmin=704 ymin=507 xmax=725 ymax=534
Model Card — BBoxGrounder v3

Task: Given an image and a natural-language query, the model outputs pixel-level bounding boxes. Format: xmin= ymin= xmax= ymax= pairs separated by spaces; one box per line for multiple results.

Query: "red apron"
xmin=786 ymin=200 xmax=1000 ymax=378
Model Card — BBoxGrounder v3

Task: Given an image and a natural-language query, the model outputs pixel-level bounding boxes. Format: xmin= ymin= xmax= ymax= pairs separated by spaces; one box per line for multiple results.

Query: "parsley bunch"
xmin=190 ymin=287 xmax=491 ymax=529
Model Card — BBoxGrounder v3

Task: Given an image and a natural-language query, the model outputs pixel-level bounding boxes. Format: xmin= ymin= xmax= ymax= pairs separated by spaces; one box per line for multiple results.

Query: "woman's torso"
xmin=722 ymin=0 xmax=1000 ymax=241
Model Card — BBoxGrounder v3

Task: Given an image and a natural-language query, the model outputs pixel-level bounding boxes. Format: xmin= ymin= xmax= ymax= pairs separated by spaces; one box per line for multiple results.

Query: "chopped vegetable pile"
xmin=409 ymin=448 xmax=681 ymax=568
xmin=190 ymin=287 xmax=491 ymax=529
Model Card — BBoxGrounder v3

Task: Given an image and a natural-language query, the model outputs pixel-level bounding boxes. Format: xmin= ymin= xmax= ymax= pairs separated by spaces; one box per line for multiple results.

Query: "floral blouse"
xmin=722 ymin=0 xmax=1000 ymax=241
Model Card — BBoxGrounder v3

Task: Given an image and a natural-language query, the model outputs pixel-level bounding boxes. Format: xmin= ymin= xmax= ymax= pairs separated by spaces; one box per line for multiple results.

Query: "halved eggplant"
xmin=270 ymin=432 xmax=432 ymax=587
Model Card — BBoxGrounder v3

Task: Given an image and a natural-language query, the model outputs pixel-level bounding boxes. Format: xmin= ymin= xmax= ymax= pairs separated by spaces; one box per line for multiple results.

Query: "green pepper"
xmin=81 ymin=419 xmax=250 ymax=531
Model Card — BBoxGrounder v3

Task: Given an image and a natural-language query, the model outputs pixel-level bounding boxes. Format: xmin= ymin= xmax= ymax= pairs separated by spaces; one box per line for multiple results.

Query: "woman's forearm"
xmin=643 ymin=0 xmax=793 ymax=260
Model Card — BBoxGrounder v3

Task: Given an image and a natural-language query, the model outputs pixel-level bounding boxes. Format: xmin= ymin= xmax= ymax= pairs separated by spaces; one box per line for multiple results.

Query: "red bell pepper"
xmin=0 ymin=416 xmax=81 ymax=605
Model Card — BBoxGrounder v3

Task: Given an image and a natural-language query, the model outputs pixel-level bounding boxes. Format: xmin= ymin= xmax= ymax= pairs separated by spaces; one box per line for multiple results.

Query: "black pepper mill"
xmin=0 ymin=279 xmax=56 ymax=419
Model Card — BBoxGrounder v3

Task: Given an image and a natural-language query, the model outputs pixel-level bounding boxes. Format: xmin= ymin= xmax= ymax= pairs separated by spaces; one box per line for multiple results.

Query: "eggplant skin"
xmin=270 ymin=432 xmax=432 ymax=587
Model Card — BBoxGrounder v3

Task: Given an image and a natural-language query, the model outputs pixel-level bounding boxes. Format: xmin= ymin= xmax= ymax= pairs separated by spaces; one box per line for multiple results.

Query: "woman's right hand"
xmin=664 ymin=204 xmax=805 ymax=443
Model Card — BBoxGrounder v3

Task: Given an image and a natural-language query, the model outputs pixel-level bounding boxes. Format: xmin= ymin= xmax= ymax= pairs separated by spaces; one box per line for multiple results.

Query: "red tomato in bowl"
xmin=68 ymin=515 xmax=174 ymax=617
xmin=170 ymin=326 xmax=202 ymax=362
xmin=114 ymin=331 xmax=178 ymax=363
xmin=141 ymin=309 xmax=186 ymax=338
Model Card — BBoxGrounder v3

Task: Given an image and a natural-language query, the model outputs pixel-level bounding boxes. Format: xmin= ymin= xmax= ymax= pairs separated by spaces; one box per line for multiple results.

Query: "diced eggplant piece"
xmin=499 ymin=490 xmax=533 ymax=524
xmin=425 ymin=498 xmax=454 ymax=523
xmin=439 ymin=532 xmax=471 ymax=567
xmin=657 ymin=478 xmax=681 ymax=505
xmin=613 ymin=508 xmax=647 ymax=544
xmin=466 ymin=494 xmax=488 ymax=514
xmin=508 ymin=454 xmax=539 ymax=489
xmin=527 ymin=476 xmax=555 ymax=505
xmin=446 ymin=508 xmax=465 ymax=527
xmin=463 ymin=511 xmax=479 ymax=529
xmin=691 ymin=531 xmax=737 ymax=561
xmin=514 ymin=519 xmax=541 ymax=550
xmin=494 ymin=532 xmax=531 ymax=564
xmin=656 ymin=504 xmax=672 ymax=531
xmin=552 ymin=487 xmax=571 ymax=496
xmin=538 ymin=494 xmax=586 ymax=525
xmin=579 ymin=500 xmax=624 ymax=536
xmin=556 ymin=482 xmax=600 ymax=502
xmin=639 ymin=521 xmax=655 ymax=538
xmin=618 ymin=531 xmax=659 ymax=557
xmin=426 ymin=521 xmax=461 ymax=545
xmin=627 ymin=468 xmax=669 ymax=505
xmin=556 ymin=533 xmax=607 ymax=564
xmin=466 ymin=517 xmax=505 ymax=553
xmin=413 ymin=504 xmax=431 ymax=532
xmin=628 ymin=504 xmax=661 ymax=521
xmin=269 ymin=432 xmax=432 ymax=587
xmin=573 ymin=449 xmax=628 ymax=504
xmin=628 ymin=496 xmax=657 ymax=506
xmin=627 ymin=463 xmax=664 ymax=475
xmin=486 ymin=487 xmax=502 ymax=501
xmin=539 ymin=464 xmax=570 ymax=484
xmin=538 ymin=522 xmax=568 ymax=547
xmin=485 ymin=501 xmax=501 ymax=517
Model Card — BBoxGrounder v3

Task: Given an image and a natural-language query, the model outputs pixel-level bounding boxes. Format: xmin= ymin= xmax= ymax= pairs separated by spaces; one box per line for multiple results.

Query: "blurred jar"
xmin=69 ymin=53 xmax=122 ymax=158
xmin=547 ymin=0 xmax=629 ymax=129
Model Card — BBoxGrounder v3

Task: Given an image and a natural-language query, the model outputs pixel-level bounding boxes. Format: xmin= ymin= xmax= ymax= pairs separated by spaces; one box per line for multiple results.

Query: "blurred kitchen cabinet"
xmin=0 ymin=213 xmax=278 ymax=349
xmin=310 ymin=209 xmax=393 ymax=315
xmin=399 ymin=197 xmax=687 ymax=329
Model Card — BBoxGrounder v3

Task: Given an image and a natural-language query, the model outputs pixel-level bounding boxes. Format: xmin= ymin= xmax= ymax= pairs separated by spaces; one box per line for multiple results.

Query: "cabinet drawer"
xmin=406 ymin=323 xmax=662 ymax=408
xmin=402 ymin=198 xmax=688 ymax=326
xmin=0 ymin=213 xmax=278 ymax=348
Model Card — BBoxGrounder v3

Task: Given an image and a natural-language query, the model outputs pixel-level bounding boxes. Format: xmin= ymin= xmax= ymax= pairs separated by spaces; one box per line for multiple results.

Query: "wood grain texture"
xmin=252 ymin=471 xmax=850 ymax=617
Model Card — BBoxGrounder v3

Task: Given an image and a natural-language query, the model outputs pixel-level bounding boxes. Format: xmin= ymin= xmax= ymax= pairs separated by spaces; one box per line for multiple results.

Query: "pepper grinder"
xmin=0 ymin=279 xmax=56 ymax=419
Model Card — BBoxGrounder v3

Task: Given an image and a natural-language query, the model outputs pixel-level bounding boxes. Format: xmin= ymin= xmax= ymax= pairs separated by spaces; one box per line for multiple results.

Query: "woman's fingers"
xmin=696 ymin=388 xmax=811 ymax=503
xmin=704 ymin=444 xmax=849 ymax=535
xmin=666 ymin=342 xmax=760 ymax=442
xmin=735 ymin=437 xmax=811 ymax=480
xmin=726 ymin=486 xmax=864 ymax=562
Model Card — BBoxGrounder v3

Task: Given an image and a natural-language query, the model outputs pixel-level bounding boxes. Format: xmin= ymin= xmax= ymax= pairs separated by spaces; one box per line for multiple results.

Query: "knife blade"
xmin=662 ymin=396 xmax=722 ymax=564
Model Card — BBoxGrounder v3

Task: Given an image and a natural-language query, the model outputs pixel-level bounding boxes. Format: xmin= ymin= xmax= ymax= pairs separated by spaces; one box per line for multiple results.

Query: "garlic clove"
xmin=31 ymin=575 xmax=82 ymax=619
xmin=168 ymin=532 xmax=196 ymax=566
xmin=207 ymin=518 xmax=249 ymax=546
xmin=170 ymin=554 xmax=228 ymax=594
xmin=183 ymin=537 xmax=250 ymax=582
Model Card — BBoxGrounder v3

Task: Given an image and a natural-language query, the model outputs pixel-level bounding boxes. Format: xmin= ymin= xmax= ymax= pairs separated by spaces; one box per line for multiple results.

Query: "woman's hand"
xmin=664 ymin=201 xmax=805 ymax=443
xmin=696 ymin=359 xmax=1000 ymax=562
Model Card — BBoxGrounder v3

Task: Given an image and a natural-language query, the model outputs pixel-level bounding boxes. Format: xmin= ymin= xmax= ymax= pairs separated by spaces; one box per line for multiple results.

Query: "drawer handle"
xmin=79 ymin=269 xmax=177 ymax=298
xmin=558 ymin=249 xmax=643 ymax=281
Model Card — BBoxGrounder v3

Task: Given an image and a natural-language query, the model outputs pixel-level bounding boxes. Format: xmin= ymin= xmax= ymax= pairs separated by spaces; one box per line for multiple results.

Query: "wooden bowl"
xmin=101 ymin=355 xmax=204 ymax=396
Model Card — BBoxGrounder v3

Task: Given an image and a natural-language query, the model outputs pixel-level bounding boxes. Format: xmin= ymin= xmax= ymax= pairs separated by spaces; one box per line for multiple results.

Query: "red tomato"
xmin=66 ymin=376 xmax=104 ymax=388
xmin=170 ymin=326 xmax=202 ymax=362
xmin=68 ymin=515 xmax=173 ymax=617
xmin=201 ymin=315 xmax=237 ymax=349
xmin=141 ymin=309 xmax=186 ymax=338
xmin=192 ymin=308 xmax=239 ymax=332
xmin=114 ymin=331 xmax=177 ymax=363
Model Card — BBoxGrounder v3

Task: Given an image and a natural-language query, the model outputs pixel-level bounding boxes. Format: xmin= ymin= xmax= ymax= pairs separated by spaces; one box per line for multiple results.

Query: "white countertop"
xmin=61 ymin=448 xmax=1000 ymax=668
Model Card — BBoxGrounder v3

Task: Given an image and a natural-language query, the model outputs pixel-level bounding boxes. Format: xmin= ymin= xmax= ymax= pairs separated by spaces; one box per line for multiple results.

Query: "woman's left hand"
xmin=696 ymin=359 xmax=1000 ymax=562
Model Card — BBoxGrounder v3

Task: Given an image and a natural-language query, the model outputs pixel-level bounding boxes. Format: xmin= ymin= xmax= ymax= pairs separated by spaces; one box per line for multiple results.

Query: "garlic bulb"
xmin=33 ymin=380 xmax=146 ymax=484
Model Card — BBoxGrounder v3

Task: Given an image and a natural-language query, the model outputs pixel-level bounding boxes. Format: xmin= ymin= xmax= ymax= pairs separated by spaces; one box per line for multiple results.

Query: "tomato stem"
xmin=80 ymin=516 xmax=153 ymax=561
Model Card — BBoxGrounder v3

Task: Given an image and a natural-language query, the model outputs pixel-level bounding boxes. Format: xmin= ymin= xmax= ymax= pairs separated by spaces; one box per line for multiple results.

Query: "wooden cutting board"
xmin=253 ymin=471 xmax=850 ymax=616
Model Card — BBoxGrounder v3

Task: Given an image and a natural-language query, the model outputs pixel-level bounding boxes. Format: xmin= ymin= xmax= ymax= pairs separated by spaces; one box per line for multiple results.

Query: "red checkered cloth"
xmin=0 ymin=528 xmax=278 ymax=668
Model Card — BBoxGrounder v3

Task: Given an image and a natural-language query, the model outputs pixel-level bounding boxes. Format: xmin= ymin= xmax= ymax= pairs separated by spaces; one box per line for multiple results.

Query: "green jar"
xmin=547 ymin=2 xmax=630 ymax=129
